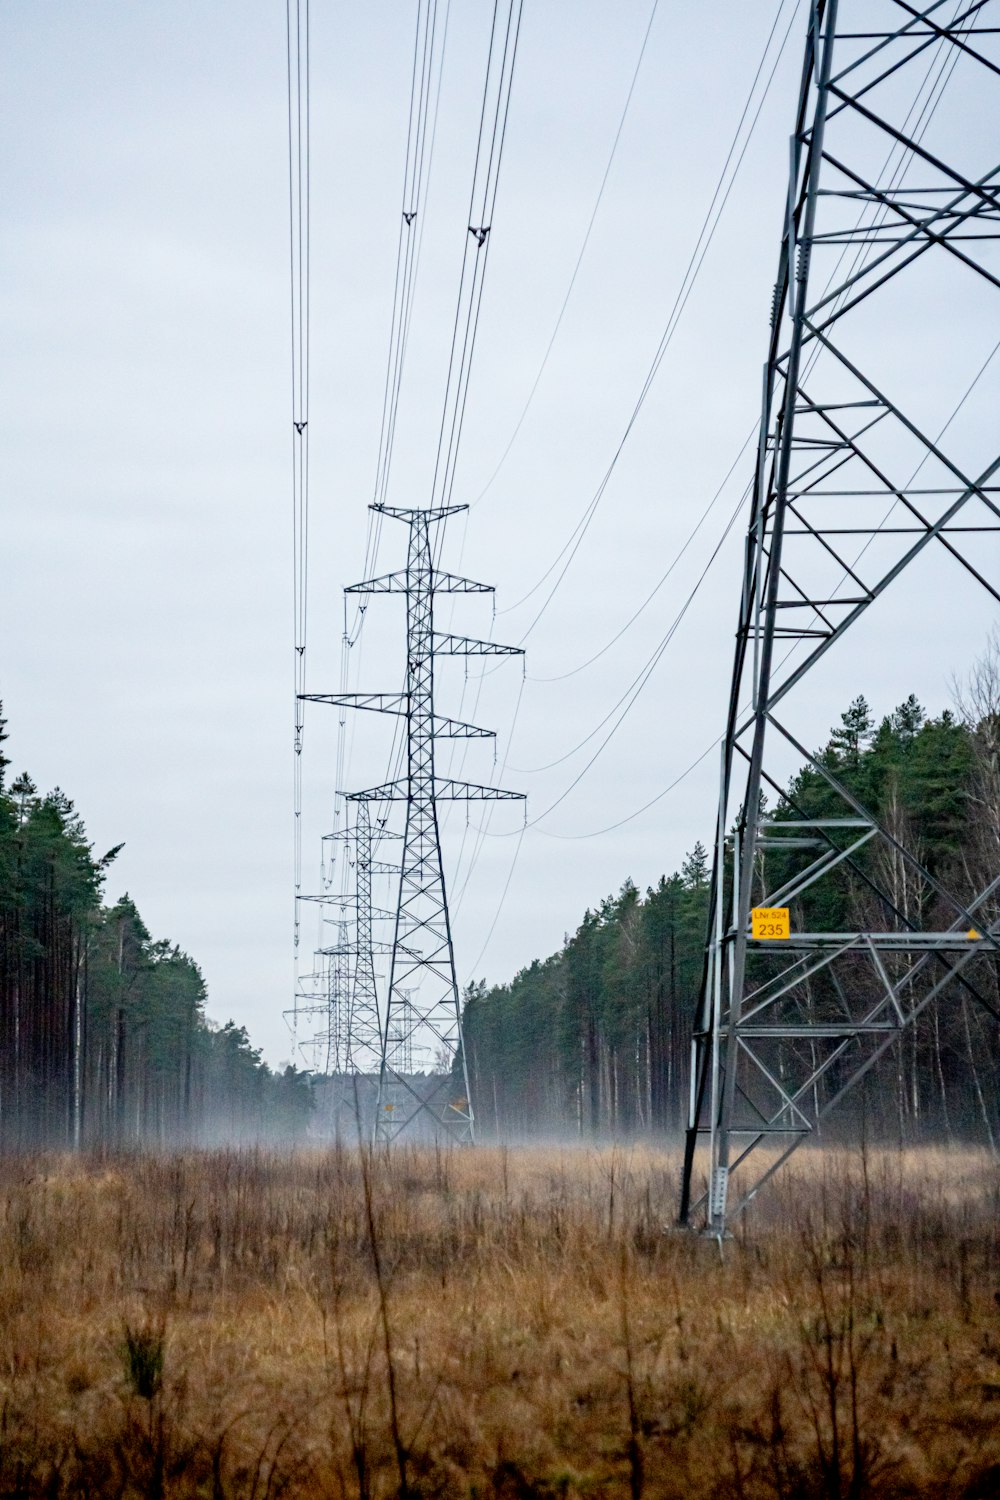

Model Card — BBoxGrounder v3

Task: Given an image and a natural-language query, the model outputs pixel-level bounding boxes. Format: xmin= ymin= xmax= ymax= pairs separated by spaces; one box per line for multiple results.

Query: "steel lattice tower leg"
xmin=303 ymin=501 xmax=524 ymax=1143
xmin=680 ymin=0 xmax=1000 ymax=1233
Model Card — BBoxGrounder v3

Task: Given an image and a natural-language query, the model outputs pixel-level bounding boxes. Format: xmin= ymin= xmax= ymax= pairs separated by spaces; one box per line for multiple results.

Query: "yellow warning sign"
xmin=751 ymin=906 xmax=791 ymax=940
xmin=968 ymin=928 xmax=981 ymax=940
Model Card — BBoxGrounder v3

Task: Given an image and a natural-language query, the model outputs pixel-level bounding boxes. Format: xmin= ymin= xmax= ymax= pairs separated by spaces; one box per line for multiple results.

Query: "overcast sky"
xmin=4 ymin=1 xmax=995 ymax=1065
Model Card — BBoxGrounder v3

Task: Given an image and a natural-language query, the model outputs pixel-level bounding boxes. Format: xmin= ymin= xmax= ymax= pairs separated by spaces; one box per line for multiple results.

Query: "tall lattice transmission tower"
xmin=681 ymin=0 xmax=1000 ymax=1233
xmin=305 ymin=502 xmax=524 ymax=1142
xmin=322 ymin=804 xmax=398 ymax=1076
xmin=302 ymin=809 xmax=398 ymax=1137
xmin=288 ymin=906 xmax=351 ymax=1078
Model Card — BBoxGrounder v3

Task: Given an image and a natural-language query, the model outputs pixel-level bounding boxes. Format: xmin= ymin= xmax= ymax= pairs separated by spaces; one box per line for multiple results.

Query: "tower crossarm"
xmin=346 ymin=778 xmax=521 ymax=801
xmin=433 ymin=717 xmax=495 ymax=739
xmin=323 ymin=826 xmax=403 ymax=840
xmin=306 ymin=696 xmax=494 ymax=738
xmin=345 ymin=571 xmax=410 ymax=594
xmin=434 ymin=779 xmax=525 ymax=801
xmin=375 ymin=502 xmax=467 ymax=523
xmin=304 ymin=897 xmax=397 ymax=923
xmin=434 ymin=633 xmax=524 ymax=656
xmin=300 ymin=692 xmax=406 ymax=715
xmin=346 ymin=780 xmax=407 ymax=802
xmin=432 ymin=572 xmax=494 ymax=594
xmin=344 ymin=570 xmax=492 ymax=595
xmin=319 ymin=941 xmax=395 ymax=957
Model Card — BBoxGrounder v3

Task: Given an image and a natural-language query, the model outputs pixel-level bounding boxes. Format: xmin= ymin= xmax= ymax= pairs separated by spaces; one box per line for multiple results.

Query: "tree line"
xmin=462 ymin=665 xmax=1000 ymax=1146
xmin=0 ymin=707 xmax=311 ymax=1149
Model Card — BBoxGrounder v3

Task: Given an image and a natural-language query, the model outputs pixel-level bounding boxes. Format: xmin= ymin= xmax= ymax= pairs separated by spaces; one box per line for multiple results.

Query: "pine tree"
xmin=829 ymin=694 xmax=874 ymax=763
xmin=681 ymin=842 xmax=709 ymax=891
xmin=0 ymin=703 xmax=10 ymax=793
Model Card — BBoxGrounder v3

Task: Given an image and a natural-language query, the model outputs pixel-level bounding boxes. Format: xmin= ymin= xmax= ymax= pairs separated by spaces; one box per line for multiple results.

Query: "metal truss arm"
xmin=301 ymin=692 xmax=406 ymax=714
xmin=434 ymin=633 xmax=524 ymax=656
xmin=345 ymin=571 xmax=409 ymax=594
xmin=302 ymin=694 xmax=494 ymax=738
xmin=432 ymin=572 xmax=495 ymax=594
xmin=434 ymin=779 xmax=526 ymax=800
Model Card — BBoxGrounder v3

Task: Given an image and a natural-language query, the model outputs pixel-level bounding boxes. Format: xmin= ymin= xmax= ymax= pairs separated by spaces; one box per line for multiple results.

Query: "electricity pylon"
xmin=322 ymin=805 xmax=399 ymax=1075
xmin=351 ymin=802 xmax=382 ymax=1070
xmin=680 ymin=0 xmax=1000 ymax=1233
xmin=289 ymin=910 xmax=352 ymax=1075
xmin=304 ymin=502 xmax=524 ymax=1142
xmin=294 ymin=813 xmax=399 ymax=1136
xmin=286 ymin=962 xmax=340 ymax=1075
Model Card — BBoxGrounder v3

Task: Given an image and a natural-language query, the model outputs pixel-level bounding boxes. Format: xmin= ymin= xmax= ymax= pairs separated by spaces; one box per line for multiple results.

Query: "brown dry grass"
xmin=0 ymin=1141 xmax=998 ymax=1498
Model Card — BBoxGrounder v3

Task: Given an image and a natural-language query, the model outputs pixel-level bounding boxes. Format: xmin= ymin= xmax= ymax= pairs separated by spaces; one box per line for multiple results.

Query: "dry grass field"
xmin=0 ymin=1141 xmax=998 ymax=1498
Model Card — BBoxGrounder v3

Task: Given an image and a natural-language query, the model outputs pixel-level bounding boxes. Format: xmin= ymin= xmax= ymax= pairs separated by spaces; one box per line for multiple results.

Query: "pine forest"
xmin=463 ymin=681 xmax=1000 ymax=1147
xmin=0 ymin=708 xmax=311 ymax=1150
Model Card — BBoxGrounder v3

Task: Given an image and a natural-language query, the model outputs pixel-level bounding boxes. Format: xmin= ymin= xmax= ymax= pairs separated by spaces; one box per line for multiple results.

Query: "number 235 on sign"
xmin=751 ymin=906 xmax=790 ymax=940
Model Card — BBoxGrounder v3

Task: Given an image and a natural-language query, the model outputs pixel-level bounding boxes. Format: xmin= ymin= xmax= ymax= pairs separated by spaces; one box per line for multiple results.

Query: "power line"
xmin=464 ymin=821 xmax=526 ymax=975
xmin=531 ymin=432 xmax=756 ymax=683
xmin=460 ymin=0 xmax=974 ymax=874
xmin=332 ymin=0 xmax=452 ymax=900
xmin=537 ymin=738 xmax=722 ymax=841
xmin=519 ymin=487 xmax=746 ymax=815
xmin=486 ymin=2 xmax=971 ymax=829
xmin=495 ymin=0 xmax=803 ymax=635
xmin=351 ymin=0 xmax=523 ymax=855
xmin=532 ymin=291 xmax=996 ymax=847
xmin=373 ymin=0 xmax=450 ymax=514
xmin=502 ymin=0 xmax=959 ymax=714
xmin=457 ymin=481 xmax=744 ymax=905
xmin=438 ymin=2 xmax=807 ymax=975
xmin=470 ymin=0 xmax=663 ymax=508
xmin=287 ymin=0 xmax=311 ymax=1012
xmin=347 ymin=0 xmax=519 ymax=829
xmin=430 ymin=0 xmax=526 ymax=537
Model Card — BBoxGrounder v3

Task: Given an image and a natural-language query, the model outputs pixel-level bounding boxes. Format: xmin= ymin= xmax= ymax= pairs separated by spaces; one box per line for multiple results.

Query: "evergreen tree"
xmin=829 ymin=694 xmax=874 ymax=764
xmin=681 ymin=841 xmax=709 ymax=891
xmin=0 ymin=710 xmax=310 ymax=1148
xmin=460 ymin=676 xmax=1000 ymax=1148
xmin=0 ymin=703 xmax=10 ymax=793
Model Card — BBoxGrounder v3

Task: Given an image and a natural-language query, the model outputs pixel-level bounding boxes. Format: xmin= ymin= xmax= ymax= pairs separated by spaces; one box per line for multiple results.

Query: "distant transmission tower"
xmin=290 ymin=908 xmax=351 ymax=1076
xmin=304 ymin=502 xmax=524 ymax=1142
xmin=323 ymin=803 xmax=398 ymax=1077
xmin=346 ymin=801 xmax=395 ymax=1072
xmin=680 ymin=0 xmax=1000 ymax=1233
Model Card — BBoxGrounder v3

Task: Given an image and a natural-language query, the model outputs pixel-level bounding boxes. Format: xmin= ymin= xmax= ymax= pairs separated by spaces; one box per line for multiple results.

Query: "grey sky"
xmin=4 ymin=1 xmax=995 ymax=1065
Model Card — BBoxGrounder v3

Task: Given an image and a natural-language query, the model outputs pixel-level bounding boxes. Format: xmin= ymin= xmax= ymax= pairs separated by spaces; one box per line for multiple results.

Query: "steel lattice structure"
xmin=289 ymin=910 xmax=352 ymax=1077
xmin=351 ymin=802 xmax=382 ymax=1070
xmin=322 ymin=804 xmax=397 ymax=1078
xmin=304 ymin=502 xmax=523 ymax=1142
xmin=680 ymin=0 xmax=1000 ymax=1233
xmin=294 ymin=810 xmax=398 ymax=1140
